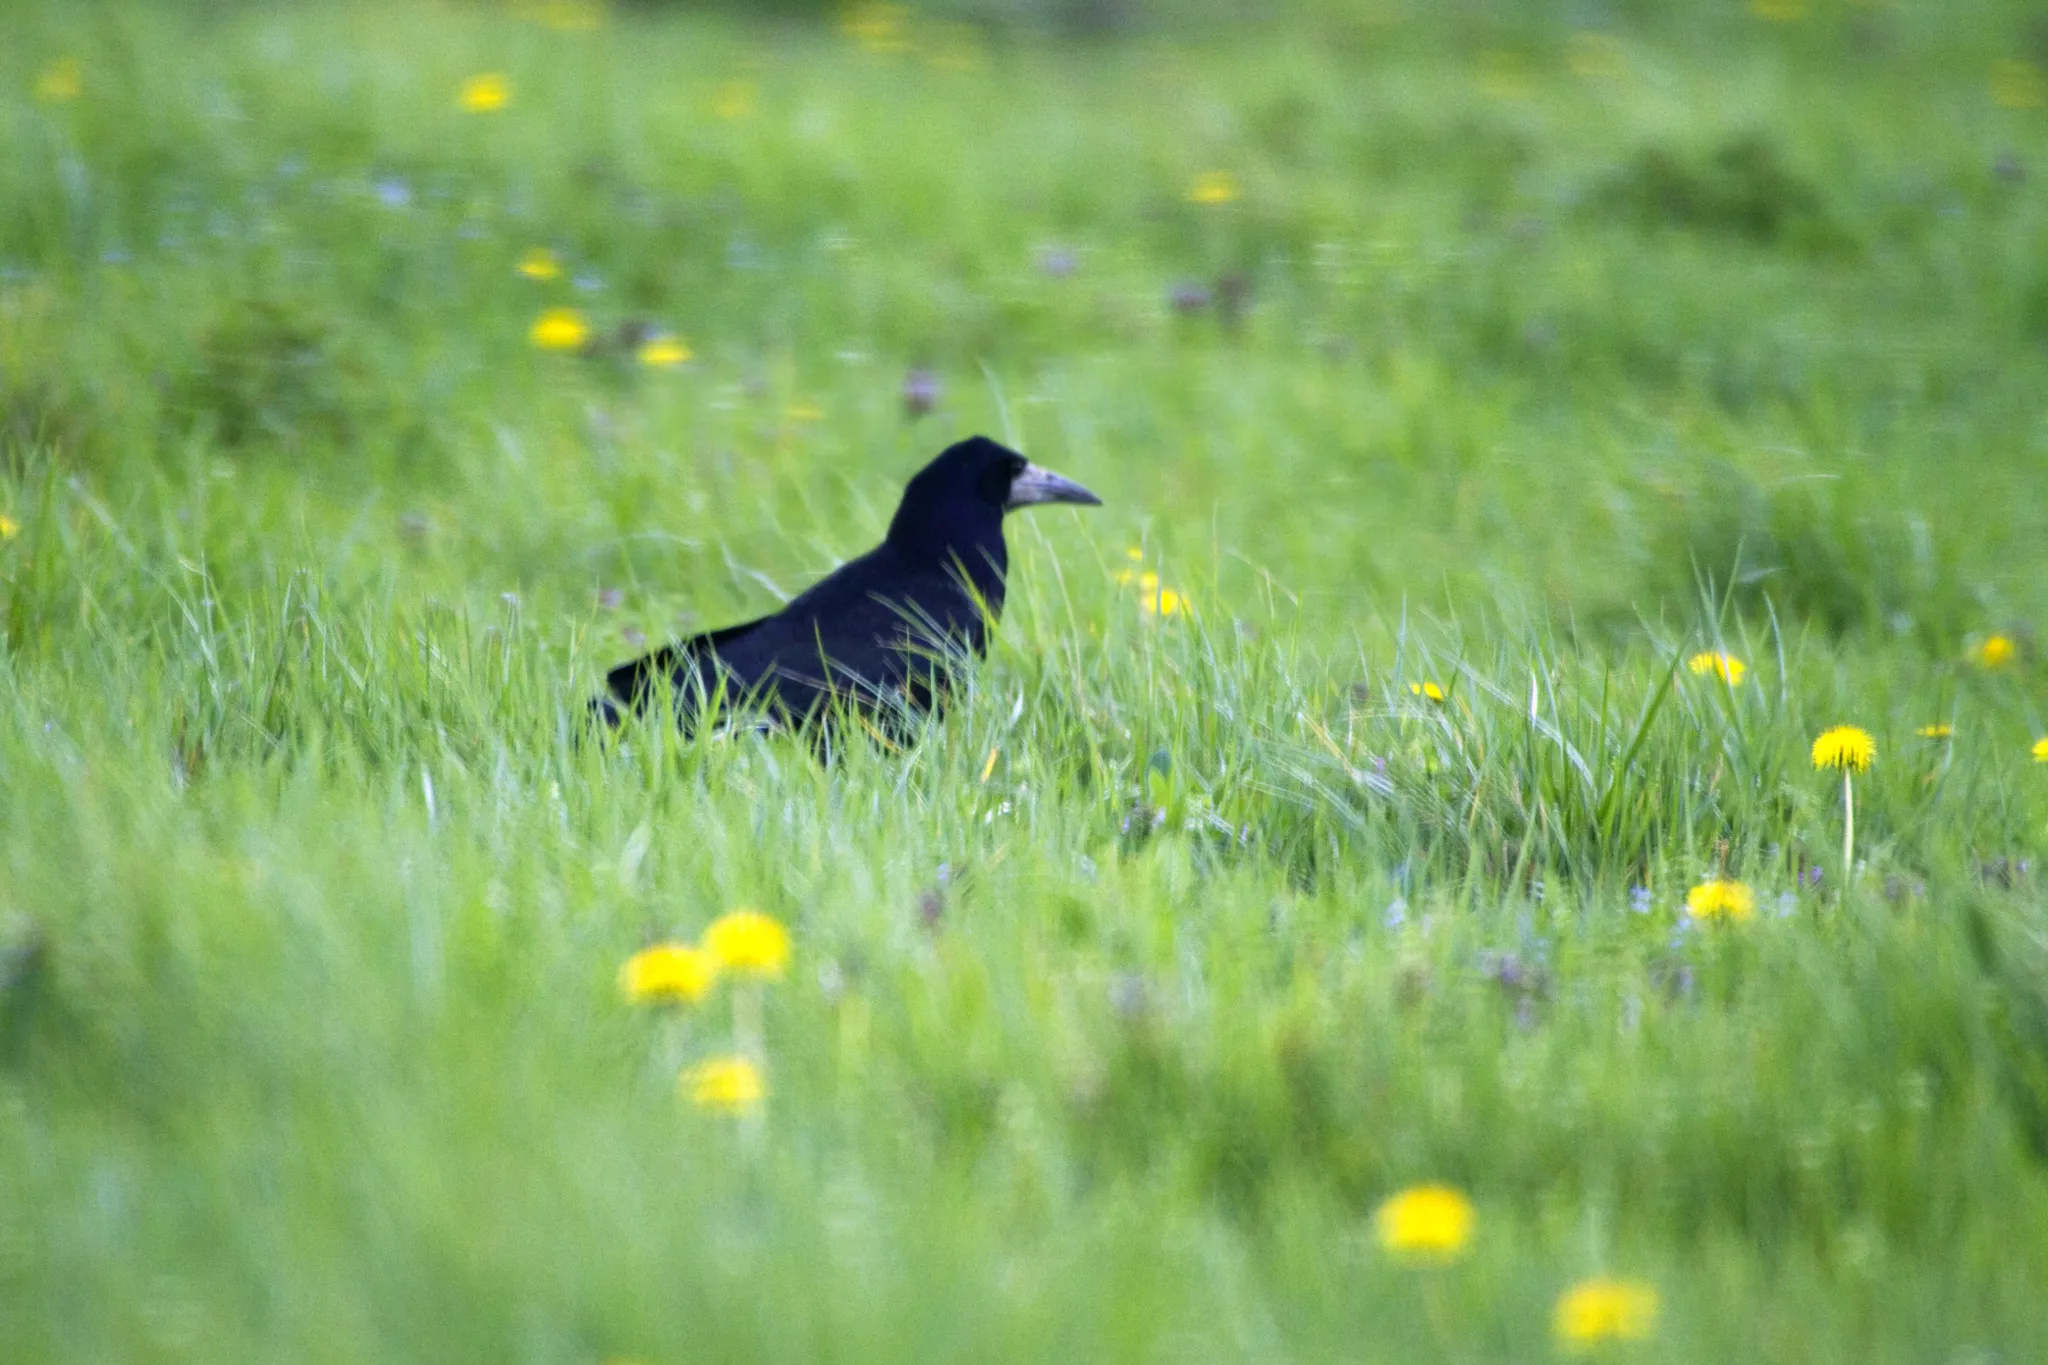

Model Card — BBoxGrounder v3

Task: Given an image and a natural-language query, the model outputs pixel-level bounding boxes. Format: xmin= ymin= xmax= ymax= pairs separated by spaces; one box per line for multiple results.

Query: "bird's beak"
xmin=1005 ymin=463 xmax=1102 ymax=511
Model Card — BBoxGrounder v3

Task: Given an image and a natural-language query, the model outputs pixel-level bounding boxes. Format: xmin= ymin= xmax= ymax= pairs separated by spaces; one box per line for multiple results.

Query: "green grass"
xmin=5 ymin=1 xmax=2048 ymax=1360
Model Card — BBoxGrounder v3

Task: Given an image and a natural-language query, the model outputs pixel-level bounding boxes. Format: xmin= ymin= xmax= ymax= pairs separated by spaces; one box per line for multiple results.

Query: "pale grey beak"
xmin=1005 ymin=462 xmax=1102 ymax=511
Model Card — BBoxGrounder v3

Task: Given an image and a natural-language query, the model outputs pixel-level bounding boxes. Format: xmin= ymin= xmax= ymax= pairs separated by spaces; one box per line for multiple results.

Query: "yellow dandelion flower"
xmin=704 ymin=910 xmax=790 ymax=979
xmin=618 ymin=943 xmax=719 ymax=1005
xmin=1126 ymin=546 xmax=1144 ymax=561
xmin=1811 ymin=725 xmax=1875 ymax=773
xmin=1409 ymin=681 xmax=1445 ymax=703
xmin=1141 ymin=587 xmax=1188 ymax=617
xmin=1566 ymin=32 xmax=1626 ymax=81
xmin=517 ymin=247 xmax=562 ymax=281
xmin=530 ymin=307 xmax=589 ymax=350
xmin=1917 ymin=724 xmax=1954 ymax=739
xmin=1816 ymin=726 xmax=1875 ymax=873
xmin=1992 ymin=60 xmax=2047 ymax=111
xmin=1373 ymin=1184 xmax=1475 ymax=1262
xmin=638 ymin=336 xmax=693 ymax=368
xmin=786 ymin=401 xmax=825 ymax=423
xmin=712 ymin=80 xmax=756 ymax=121
xmin=1187 ymin=171 xmax=1240 ymax=206
xmin=840 ymin=3 xmax=911 ymax=53
xmin=1686 ymin=651 xmax=1746 ymax=685
xmin=1554 ymin=1277 xmax=1659 ymax=1348
xmin=459 ymin=73 xmax=511 ymax=112
xmin=0 ymin=514 xmax=18 ymax=539
xmin=682 ymin=1055 xmax=765 ymax=1113
xmin=34 ymin=57 xmax=82 ymax=104
xmin=1976 ymin=634 xmax=2017 ymax=668
xmin=1749 ymin=0 xmax=1803 ymax=20
xmin=1685 ymin=879 xmax=1756 ymax=923
xmin=2033 ymin=737 xmax=2048 ymax=763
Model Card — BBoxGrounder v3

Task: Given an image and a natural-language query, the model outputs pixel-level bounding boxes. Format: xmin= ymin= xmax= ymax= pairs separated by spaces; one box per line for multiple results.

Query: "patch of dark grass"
xmin=176 ymin=294 xmax=370 ymax=457
xmin=1630 ymin=458 xmax=1973 ymax=644
xmin=1588 ymin=134 xmax=1847 ymax=252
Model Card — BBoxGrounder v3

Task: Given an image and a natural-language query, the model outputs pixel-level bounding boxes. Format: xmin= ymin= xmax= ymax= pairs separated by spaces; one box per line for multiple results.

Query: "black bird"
xmin=592 ymin=436 xmax=1101 ymax=738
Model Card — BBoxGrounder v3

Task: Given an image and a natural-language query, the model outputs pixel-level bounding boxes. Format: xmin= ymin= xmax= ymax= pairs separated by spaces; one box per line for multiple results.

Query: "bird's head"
xmin=887 ymin=436 xmax=1101 ymax=556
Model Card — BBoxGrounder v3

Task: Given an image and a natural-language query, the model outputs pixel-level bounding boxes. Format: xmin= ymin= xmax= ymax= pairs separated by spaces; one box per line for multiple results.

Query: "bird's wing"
xmin=598 ymin=618 xmax=765 ymax=720
xmin=592 ymin=546 xmax=999 ymax=730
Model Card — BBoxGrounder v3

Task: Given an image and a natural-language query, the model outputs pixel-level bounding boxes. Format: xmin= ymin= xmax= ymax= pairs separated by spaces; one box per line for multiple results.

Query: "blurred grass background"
xmin=4 ymin=0 xmax=2048 ymax=1361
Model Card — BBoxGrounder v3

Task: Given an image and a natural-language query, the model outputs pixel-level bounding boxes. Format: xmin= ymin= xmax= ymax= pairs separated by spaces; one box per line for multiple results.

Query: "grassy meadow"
xmin=6 ymin=0 xmax=2048 ymax=1359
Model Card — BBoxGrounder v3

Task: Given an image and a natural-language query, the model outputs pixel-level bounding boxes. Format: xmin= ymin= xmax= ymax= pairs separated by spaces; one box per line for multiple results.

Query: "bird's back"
xmin=597 ymin=540 xmax=1004 ymax=732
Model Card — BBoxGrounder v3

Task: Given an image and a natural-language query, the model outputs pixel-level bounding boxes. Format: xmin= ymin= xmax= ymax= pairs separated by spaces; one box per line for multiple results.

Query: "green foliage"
xmin=179 ymin=295 xmax=370 ymax=453
xmin=1629 ymin=458 xmax=1975 ymax=641
xmin=3 ymin=1 xmax=2048 ymax=1363
xmin=1588 ymin=134 xmax=1842 ymax=249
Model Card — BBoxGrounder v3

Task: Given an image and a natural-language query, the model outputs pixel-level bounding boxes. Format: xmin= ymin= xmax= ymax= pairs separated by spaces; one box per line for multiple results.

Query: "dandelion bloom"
xmin=1976 ymin=635 xmax=2017 ymax=668
xmin=1812 ymin=726 xmax=1875 ymax=773
xmin=1686 ymin=651 xmax=1746 ymax=685
xmin=1992 ymin=60 xmax=2047 ymax=110
xmin=1373 ymin=1184 xmax=1475 ymax=1261
xmin=1554 ymin=1277 xmax=1659 ymax=1348
xmin=682 ymin=1056 xmax=765 ymax=1113
xmin=2033 ymin=737 xmax=2048 ymax=763
xmin=459 ymin=73 xmax=511 ymax=112
xmin=619 ymin=943 xmax=719 ymax=1004
xmin=1142 ymin=587 xmax=1189 ymax=617
xmin=517 ymin=248 xmax=562 ymax=281
xmin=0 ymin=514 xmax=17 ymax=539
xmin=1409 ymin=681 xmax=1445 ymax=703
xmin=712 ymin=80 xmax=756 ymax=120
xmin=1685 ymin=879 xmax=1755 ymax=923
xmin=638 ymin=336 xmax=692 ymax=368
xmin=34 ymin=58 xmax=82 ymax=103
xmin=704 ymin=910 xmax=791 ymax=979
xmin=530 ymin=307 xmax=590 ymax=350
xmin=1187 ymin=171 xmax=1240 ymax=206
xmin=1917 ymin=724 xmax=1954 ymax=739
